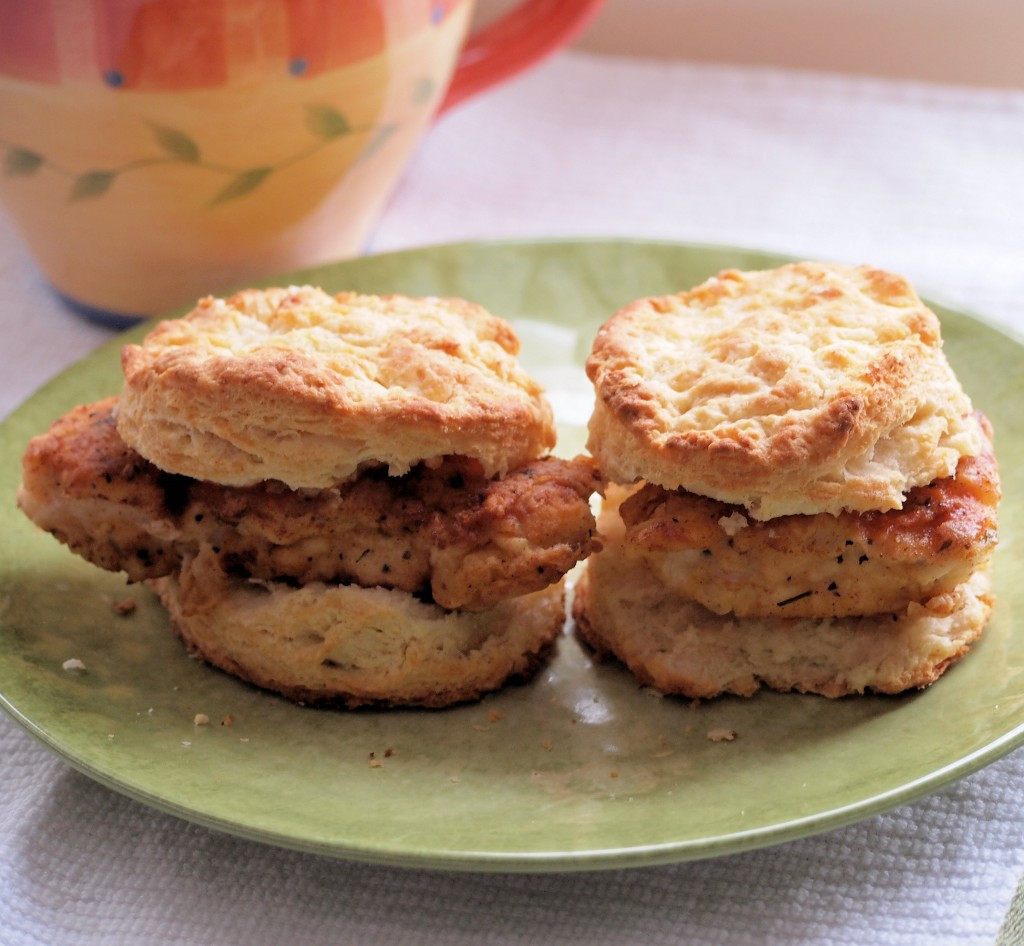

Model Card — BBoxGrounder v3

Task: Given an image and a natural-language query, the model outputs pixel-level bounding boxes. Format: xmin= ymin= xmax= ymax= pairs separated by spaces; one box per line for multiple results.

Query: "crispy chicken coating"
xmin=18 ymin=397 xmax=602 ymax=611
xmin=619 ymin=414 xmax=999 ymax=619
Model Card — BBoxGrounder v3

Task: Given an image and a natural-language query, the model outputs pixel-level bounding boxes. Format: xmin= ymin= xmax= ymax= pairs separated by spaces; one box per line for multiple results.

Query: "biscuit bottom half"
xmin=148 ymin=547 xmax=565 ymax=709
xmin=572 ymin=534 xmax=992 ymax=700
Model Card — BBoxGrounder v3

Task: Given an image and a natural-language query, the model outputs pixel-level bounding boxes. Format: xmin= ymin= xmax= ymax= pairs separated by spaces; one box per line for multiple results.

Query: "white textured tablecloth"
xmin=2 ymin=51 xmax=1024 ymax=945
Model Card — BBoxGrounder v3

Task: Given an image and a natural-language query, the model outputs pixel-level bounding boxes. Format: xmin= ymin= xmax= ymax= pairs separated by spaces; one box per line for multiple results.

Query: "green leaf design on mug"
xmin=150 ymin=124 xmax=201 ymax=162
xmin=209 ymin=167 xmax=273 ymax=206
xmin=70 ymin=170 xmax=116 ymax=200
xmin=2 ymin=101 xmax=395 ymax=207
xmin=412 ymin=77 xmax=436 ymax=105
xmin=305 ymin=104 xmax=351 ymax=139
xmin=355 ymin=123 xmax=398 ymax=165
xmin=3 ymin=148 xmax=43 ymax=177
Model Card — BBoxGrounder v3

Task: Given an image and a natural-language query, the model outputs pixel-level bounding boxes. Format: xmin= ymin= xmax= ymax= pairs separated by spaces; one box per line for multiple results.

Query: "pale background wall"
xmin=477 ymin=0 xmax=1023 ymax=88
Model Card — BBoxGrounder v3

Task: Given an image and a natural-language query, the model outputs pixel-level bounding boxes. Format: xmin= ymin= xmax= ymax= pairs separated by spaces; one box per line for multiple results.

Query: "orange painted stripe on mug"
xmin=0 ymin=0 xmax=60 ymax=82
xmin=284 ymin=0 xmax=386 ymax=79
xmin=92 ymin=0 xmax=229 ymax=90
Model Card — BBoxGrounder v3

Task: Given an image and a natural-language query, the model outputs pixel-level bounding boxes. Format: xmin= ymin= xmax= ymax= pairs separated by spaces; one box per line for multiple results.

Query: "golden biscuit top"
xmin=117 ymin=286 xmax=556 ymax=488
xmin=586 ymin=262 xmax=982 ymax=518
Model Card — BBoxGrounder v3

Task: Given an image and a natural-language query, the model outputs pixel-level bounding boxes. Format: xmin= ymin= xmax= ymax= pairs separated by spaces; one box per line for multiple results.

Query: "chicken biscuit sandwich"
xmin=19 ymin=286 xmax=602 ymax=708
xmin=573 ymin=262 xmax=999 ymax=698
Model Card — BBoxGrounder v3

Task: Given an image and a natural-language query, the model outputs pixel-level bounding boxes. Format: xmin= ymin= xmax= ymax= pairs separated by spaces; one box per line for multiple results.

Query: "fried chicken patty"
xmin=618 ymin=414 xmax=999 ymax=619
xmin=18 ymin=398 xmax=602 ymax=612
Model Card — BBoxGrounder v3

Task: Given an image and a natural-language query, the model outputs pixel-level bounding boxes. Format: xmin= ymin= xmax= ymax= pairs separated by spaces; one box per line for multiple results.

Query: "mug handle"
xmin=438 ymin=0 xmax=605 ymax=113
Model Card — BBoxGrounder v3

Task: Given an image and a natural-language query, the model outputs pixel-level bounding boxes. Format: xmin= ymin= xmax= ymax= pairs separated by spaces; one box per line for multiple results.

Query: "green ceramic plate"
xmin=1 ymin=239 xmax=1022 ymax=873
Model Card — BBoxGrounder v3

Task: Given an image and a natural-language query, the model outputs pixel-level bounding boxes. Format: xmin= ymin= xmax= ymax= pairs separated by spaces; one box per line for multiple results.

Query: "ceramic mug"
xmin=0 ymin=0 xmax=602 ymax=321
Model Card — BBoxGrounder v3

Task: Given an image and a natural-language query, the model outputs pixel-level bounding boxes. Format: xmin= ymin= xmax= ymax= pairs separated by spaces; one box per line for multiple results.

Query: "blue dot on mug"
xmin=289 ymin=57 xmax=308 ymax=76
xmin=103 ymin=69 xmax=125 ymax=88
xmin=431 ymin=4 xmax=444 ymax=24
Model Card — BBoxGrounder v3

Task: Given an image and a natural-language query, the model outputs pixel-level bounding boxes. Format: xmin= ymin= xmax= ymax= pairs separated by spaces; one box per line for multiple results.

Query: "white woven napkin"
xmin=3 ymin=49 xmax=1024 ymax=945
xmin=373 ymin=53 xmax=1024 ymax=321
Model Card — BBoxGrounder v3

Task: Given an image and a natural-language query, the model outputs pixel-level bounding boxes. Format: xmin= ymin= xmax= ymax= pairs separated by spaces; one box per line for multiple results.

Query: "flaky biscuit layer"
xmin=118 ymin=286 xmax=555 ymax=488
xmin=149 ymin=546 xmax=565 ymax=709
xmin=572 ymin=495 xmax=992 ymax=699
xmin=586 ymin=262 xmax=981 ymax=518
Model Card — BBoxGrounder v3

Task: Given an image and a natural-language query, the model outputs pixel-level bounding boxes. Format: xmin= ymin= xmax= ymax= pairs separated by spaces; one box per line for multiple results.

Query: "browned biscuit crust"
xmin=118 ymin=286 xmax=556 ymax=488
xmin=586 ymin=262 xmax=981 ymax=518
xmin=149 ymin=547 xmax=566 ymax=709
